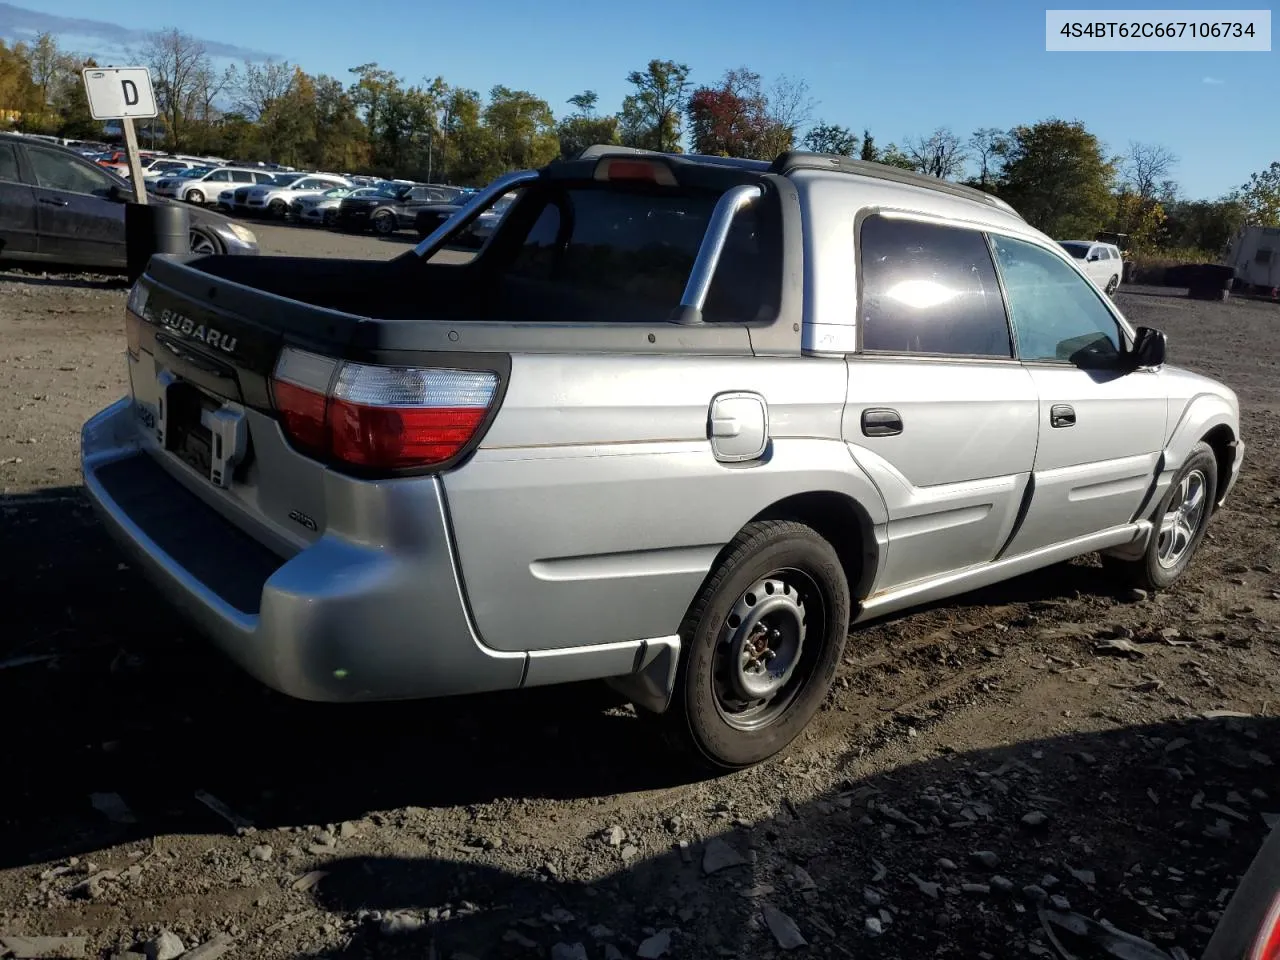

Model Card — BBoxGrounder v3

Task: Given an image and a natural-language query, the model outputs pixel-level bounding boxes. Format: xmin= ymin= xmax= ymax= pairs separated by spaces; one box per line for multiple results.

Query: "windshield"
xmin=1058 ymin=242 xmax=1090 ymax=260
xmin=272 ymin=173 xmax=305 ymax=186
xmin=374 ymin=183 xmax=410 ymax=199
xmin=178 ymin=167 xmax=211 ymax=178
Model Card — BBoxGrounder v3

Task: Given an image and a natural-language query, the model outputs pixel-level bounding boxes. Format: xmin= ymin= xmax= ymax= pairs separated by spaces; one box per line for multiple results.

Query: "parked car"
xmin=1058 ymin=239 xmax=1124 ymax=295
xmin=290 ymin=186 xmax=380 ymax=226
xmin=235 ymin=173 xmax=352 ymax=219
xmin=414 ymin=190 xmax=516 ymax=244
xmin=1224 ymin=225 xmax=1280 ymax=293
xmin=336 ymin=181 xmax=465 ymax=234
xmin=155 ymin=166 xmax=278 ymax=205
xmin=80 ymin=147 xmax=1243 ymax=772
xmin=0 ymin=133 xmax=259 ymax=268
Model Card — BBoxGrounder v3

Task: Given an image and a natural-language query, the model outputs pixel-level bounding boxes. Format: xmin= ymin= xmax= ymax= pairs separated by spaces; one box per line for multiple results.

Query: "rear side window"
xmin=858 ymin=214 xmax=1012 ymax=358
xmin=501 ymin=185 xmax=780 ymax=323
xmin=0 ymin=143 xmax=19 ymax=183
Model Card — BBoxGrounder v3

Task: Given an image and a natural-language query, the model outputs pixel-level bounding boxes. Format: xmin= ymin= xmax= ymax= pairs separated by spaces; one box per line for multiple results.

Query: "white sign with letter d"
xmin=82 ymin=66 xmax=158 ymax=120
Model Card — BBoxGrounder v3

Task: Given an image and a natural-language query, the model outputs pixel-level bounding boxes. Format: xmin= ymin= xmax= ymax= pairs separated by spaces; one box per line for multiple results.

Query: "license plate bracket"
xmin=156 ymin=372 xmax=249 ymax=488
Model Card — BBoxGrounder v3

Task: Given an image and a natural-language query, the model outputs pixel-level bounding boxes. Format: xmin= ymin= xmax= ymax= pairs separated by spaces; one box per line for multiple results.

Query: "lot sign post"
xmin=81 ymin=67 xmax=157 ymax=205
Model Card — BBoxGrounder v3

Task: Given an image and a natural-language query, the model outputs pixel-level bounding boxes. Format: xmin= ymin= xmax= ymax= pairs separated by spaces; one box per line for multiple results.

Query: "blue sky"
xmin=6 ymin=0 xmax=1275 ymax=199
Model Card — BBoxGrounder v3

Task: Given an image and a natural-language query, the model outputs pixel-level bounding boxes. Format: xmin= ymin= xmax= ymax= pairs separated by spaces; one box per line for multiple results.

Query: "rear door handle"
xmin=861 ymin=407 xmax=903 ymax=437
xmin=38 ymin=197 xmax=69 ymax=207
xmin=1050 ymin=404 xmax=1076 ymax=428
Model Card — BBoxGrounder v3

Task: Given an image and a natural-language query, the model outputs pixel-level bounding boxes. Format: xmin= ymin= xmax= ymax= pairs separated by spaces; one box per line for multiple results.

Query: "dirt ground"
xmin=1 ymin=224 xmax=1278 ymax=960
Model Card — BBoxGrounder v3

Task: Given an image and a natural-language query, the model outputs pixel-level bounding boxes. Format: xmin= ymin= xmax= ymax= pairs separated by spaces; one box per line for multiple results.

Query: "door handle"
xmin=861 ymin=407 xmax=903 ymax=437
xmin=38 ymin=197 xmax=69 ymax=207
xmin=1050 ymin=404 xmax=1076 ymax=428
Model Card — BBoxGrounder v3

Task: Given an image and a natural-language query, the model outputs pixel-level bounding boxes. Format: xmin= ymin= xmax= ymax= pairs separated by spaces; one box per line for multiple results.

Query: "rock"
xmin=865 ymin=917 xmax=883 ymax=937
xmin=991 ymin=876 xmax=1014 ymax=894
xmin=870 ymin=860 xmax=887 ymax=882
xmin=678 ymin=840 xmax=692 ymax=863
xmin=306 ymin=844 xmax=335 ymax=856
xmin=863 ymin=887 xmax=883 ymax=907
xmin=338 ymin=821 xmax=359 ymax=839
xmin=911 ymin=874 xmax=941 ymax=899
xmin=620 ymin=843 xmax=639 ymax=862
xmin=636 ymin=929 xmax=673 ymax=959
xmin=962 ymin=883 xmax=991 ymax=895
xmin=1050 ymin=894 xmax=1071 ymax=911
xmin=1164 ymin=737 xmax=1191 ymax=753
xmin=603 ymin=825 xmax=625 ymax=847
xmin=502 ymin=931 xmax=538 ymax=949
xmin=587 ymin=925 xmax=614 ymax=940
xmin=1021 ymin=811 xmax=1049 ymax=827
xmin=603 ymin=947 xmax=624 ymax=960
xmin=1069 ymin=867 xmax=1097 ymax=886
xmin=144 ymin=930 xmax=184 ymax=960
xmin=1204 ymin=819 xmax=1233 ymax=840
xmin=550 ymin=944 xmax=588 ymax=960
xmin=0 ymin=936 xmax=88 ymax=958
xmin=291 ymin=870 xmax=329 ymax=891
xmin=1124 ymin=588 xmax=1149 ymax=602
xmin=792 ymin=866 xmax=818 ymax=891
xmin=182 ymin=934 xmax=235 ymax=960
xmin=1022 ymin=885 xmax=1049 ymax=903
xmin=314 ymin=830 xmax=337 ymax=846
xmin=545 ymin=907 xmax=575 ymax=925
xmin=971 ymin=850 xmax=1000 ymax=869
xmin=248 ymin=844 xmax=274 ymax=861
xmin=702 ymin=837 xmax=747 ymax=874
xmin=761 ymin=904 xmax=807 ymax=950
xmin=938 ymin=857 xmax=958 ymax=870
xmin=380 ymin=912 xmax=425 ymax=935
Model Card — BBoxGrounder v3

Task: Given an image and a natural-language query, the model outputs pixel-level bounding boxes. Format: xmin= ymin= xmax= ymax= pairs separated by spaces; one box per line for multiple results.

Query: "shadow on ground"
xmin=0 ymin=486 xmax=1163 ymax=871
xmin=290 ymin=716 xmax=1277 ymax=959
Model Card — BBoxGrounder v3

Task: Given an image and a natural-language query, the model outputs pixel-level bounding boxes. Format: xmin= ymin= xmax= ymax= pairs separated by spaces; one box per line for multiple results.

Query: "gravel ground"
xmin=0 ymin=229 xmax=1278 ymax=960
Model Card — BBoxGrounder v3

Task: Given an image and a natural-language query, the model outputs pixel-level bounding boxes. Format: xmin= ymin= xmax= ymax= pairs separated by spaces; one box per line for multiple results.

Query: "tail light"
xmin=1251 ymin=894 xmax=1280 ymax=960
xmin=270 ymin=347 xmax=499 ymax=472
xmin=593 ymin=157 xmax=678 ymax=185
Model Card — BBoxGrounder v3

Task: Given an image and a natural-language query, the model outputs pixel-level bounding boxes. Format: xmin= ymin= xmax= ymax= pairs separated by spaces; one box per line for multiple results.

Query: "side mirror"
xmin=108 ymin=184 xmax=131 ymax=203
xmin=1129 ymin=326 xmax=1167 ymax=369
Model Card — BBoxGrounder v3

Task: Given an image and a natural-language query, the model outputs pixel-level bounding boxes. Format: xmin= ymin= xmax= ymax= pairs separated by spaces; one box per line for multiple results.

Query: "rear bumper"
xmin=80 ymin=398 xmax=670 ymax=702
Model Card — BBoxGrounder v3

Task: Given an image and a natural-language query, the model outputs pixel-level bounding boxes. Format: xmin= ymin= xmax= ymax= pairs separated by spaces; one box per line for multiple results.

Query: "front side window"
xmin=0 ymin=142 xmax=19 ymax=183
xmin=991 ymin=234 xmax=1124 ymax=367
xmin=858 ymin=214 xmax=1012 ymax=358
xmin=28 ymin=147 xmax=116 ymax=197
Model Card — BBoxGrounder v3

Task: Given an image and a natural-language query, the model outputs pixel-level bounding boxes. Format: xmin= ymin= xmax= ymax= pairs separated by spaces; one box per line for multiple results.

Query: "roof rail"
xmin=768 ymin=151 xmax=1023 ymax=219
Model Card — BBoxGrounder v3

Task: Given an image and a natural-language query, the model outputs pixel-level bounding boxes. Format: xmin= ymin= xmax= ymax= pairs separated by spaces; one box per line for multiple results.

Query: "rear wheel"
xmin=655 ymin=520 xmax=850 ymax=771
xmin=1105 ymin=274 xmax=1120 ymax=296
xmin=322 ymin=209 xmax=337 ymax=227
xmin=1104 ymin=441 xmax=1218 ymax=591
xmin=268 ymin=199 xmax=289 ymax=219
xmin=186 ymin=189 xmax=205 ymax=205
xmin=372 ymin=210 xmax=398 ymax=236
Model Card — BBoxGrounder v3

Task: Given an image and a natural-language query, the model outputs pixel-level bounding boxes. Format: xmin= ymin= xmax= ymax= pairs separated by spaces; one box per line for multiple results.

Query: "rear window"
xmin=492 ymin=184 xmax=780 ymax=324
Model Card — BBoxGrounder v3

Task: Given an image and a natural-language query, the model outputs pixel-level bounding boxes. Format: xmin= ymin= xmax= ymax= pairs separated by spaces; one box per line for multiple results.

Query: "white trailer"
xmin=1225 ymin=225 xmax=1280 ymax=291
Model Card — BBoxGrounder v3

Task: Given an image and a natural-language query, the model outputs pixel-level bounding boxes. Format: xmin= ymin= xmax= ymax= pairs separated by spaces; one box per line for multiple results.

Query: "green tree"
xmin=482 ymin=85 xmax=558 ymax=178
xmin=144 ymin=28 xmax=214 ymax=150
xmin=618 ymin=59 xmax=690 ymax=152
xmin=1162 ymin=197 xmax=1247 ymax=253
xmin=859 ymin=129 xmax=877 ymax=162
xmin=1234 ymin=161 xmax=1280 ymax=226
xmin=905 ymin=127 xmax=967 ymax=179
xmin=968 ymin=127 xmax=1009 ymax=188
xmin=802 ymin=122 xmax=858 ymax=156
xmin=558 ymin=91 xmax=619 ymax=158
xmin=54 ymin=56 xmax=99 ymax=139
xmin=996 ymin=119 xmax=1117 ymax=238
xmin=877 ymin=143 xmax=916 ymax=170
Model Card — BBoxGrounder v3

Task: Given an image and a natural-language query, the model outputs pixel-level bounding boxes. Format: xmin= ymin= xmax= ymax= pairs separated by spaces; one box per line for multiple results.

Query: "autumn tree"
xmin=802 ymin=122 xmax=857 ymax=156
xmin=1122 ymin=141 xmax=1178 ymax=200
xmin=996 ymin=119 xmax=1117 ymax=238
xmin=1234 ymin=161 xmax=1280 ymax=226
xmin=619 ymin=59 xmax=690 ymax=152
xmin=1110 ymin=191 xmax=1168 ymax=252
xmin=905 ymin=127 xmax=967 ymax=179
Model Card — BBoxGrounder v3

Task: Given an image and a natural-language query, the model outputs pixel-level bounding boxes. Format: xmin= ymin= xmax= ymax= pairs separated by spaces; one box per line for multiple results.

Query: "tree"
xmin=1110 ymin=191 xmax=1168 ymax=252
xmin=802 ymin=122 xmax=857 ymax=156
xmin=905 ymin=127 xmax=967 ymax=179
xmin=143 ymin=28 xmax=213 ymax=150
xmin=765 ymin=75 xmax=814 ymax=144
xmin=996 ymin=119 xmax=1117 ymax=238
xmin=1162 ymin=197 xmax=1247 ymax=253
xmin=53 ymin=55 xmax=99 ymax=140
xmin=1122 ymin=141 xmax=1178 ymax=200
xmin=686 ymin=68 xmax=769 ymax=158
xmin=618 ymin=59 xmax=690 ymax=152
xmin=483 ymin=85 xmax=559 ymax=178
xmin=1234 ymin=161 xmax=1280 ymax=226
xmin=558 ymin=91 xmax=618 ymax=158
xmin=968 ymin=127 xmax=1009 ymax=188
xmin=859 ymin=129 xmax=877 ymax=162
xmin=877 ymin=143 xmax=917 ymax=170
xmin=24 ymin=33 xmax=74 ymax=125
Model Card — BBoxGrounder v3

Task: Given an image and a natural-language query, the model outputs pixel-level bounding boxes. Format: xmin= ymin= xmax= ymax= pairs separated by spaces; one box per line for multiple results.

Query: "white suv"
xmin=154 ymin=167 xmax=278 ymax=205
xmin=1059 ymin=240 xmax=1124 ymax=296
xmin=237 ymin=174 xmax=352 ymax=219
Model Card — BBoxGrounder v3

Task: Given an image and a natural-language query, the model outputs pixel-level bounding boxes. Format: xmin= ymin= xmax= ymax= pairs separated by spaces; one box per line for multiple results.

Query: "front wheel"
xmin=1105 ymin=274 xmax=1120 ymax=296
xmin=657 ymin=520 xmax=851 ymax=771
xmin=1105 ymin=441 xmax=1218 ymax=591
xmin=372 ymin=210 xmax=398 ymax=236
xmin=268 ymin=199 xmax=289 ymax=219
xmin=186 ymin=189 xmax=205 ymax=205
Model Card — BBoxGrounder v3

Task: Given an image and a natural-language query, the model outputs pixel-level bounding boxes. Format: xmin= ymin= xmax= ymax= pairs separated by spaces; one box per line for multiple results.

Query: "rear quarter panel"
xmin=442 ymin=353 xmax=886 ymax=653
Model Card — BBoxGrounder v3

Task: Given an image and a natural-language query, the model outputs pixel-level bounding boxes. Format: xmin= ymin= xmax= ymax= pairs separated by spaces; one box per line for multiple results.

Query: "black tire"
xmin=372 ymin=210 xmax=398 ymax=236
xmin=656 ymin=520 xmax=851 ymax=771
xmin=1104 ymin=275 xmax=1119 ymax=296
xmin=268 ymin=199 xmax=289 ymax=219
xmin=1104 ymin=441 xmax=1218 ymax=591
xmin=322 ymin=209 xmax=337 ymax=227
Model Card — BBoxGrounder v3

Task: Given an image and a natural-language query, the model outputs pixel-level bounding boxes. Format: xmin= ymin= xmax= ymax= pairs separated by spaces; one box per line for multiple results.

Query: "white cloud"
xmin=1202 ymin=76 xmax=1226 ymax=85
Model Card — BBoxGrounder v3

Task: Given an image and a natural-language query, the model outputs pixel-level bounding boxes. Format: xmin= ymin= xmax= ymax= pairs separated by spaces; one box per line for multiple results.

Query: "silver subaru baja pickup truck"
xmin=80 ymin=145 xmax=1243 ymax=771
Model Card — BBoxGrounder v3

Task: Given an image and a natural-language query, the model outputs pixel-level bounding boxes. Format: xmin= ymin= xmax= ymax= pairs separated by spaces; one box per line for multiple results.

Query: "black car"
xmin=336 ymin=182 xmax=464 ymax=235
xmin=0 ymin=133 xmax=260 ymax=270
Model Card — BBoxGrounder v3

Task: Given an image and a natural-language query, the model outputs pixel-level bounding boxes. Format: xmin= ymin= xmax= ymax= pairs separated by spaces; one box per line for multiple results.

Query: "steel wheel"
xmin=1157 ymin=468 xmax=1208 ymax=570
xmin=188 ymin=229 xmax=218 ymax=255
xmin=712 ymin=568 xmax=825 ymax=732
